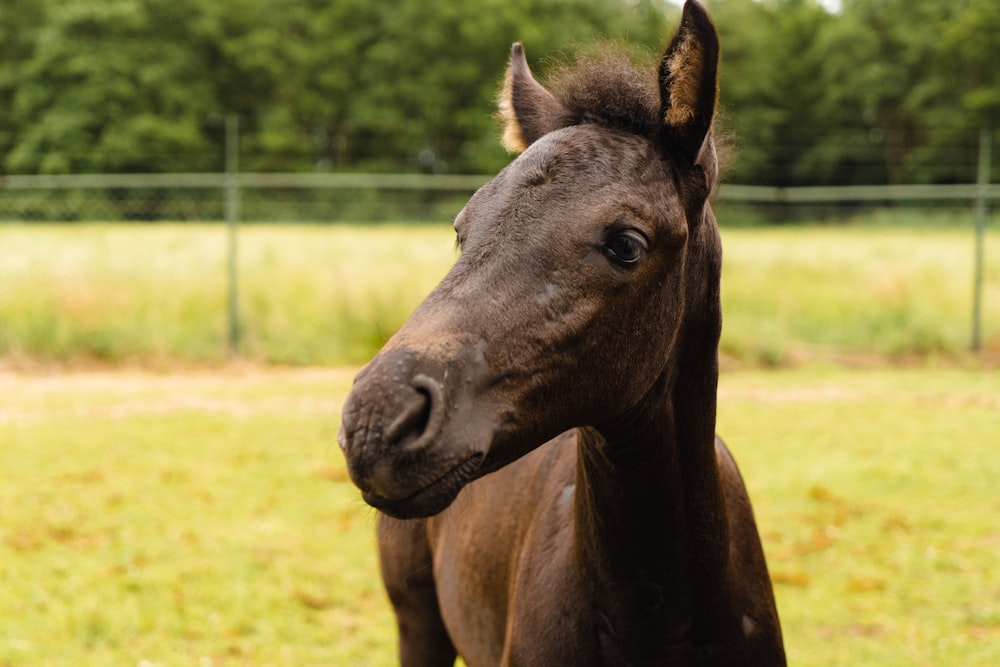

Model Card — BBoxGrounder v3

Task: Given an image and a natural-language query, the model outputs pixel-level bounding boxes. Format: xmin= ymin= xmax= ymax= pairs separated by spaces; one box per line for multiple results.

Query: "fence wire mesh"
xmin=1 ymin=174 xmax=996 ymax=224
xmin=0 ymin=183 xmax=483 ymax=223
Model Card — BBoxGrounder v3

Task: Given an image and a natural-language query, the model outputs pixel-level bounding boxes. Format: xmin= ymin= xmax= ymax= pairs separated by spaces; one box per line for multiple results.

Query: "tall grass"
xmin=0 ymin=221 xmax=997 ymax=366
xmin=719 ymin=226 xmax=1000 ymax=364
xmin=0 ymin=224 xmax=453 ymax=366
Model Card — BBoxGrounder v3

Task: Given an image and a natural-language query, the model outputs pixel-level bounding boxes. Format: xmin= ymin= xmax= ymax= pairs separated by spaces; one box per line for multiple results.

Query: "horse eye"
xmin=604 ymin=230 xmax=647 ymax=266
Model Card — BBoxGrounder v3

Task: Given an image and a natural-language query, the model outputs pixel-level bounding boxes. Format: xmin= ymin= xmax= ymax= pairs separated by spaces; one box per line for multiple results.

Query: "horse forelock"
xmin=545 ymin=46 xmax=661 ymax=141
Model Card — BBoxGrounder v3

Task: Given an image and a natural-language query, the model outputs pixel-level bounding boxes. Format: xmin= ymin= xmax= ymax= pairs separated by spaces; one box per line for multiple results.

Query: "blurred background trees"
xmin=0 ymin=0 xmax=997 ymax=184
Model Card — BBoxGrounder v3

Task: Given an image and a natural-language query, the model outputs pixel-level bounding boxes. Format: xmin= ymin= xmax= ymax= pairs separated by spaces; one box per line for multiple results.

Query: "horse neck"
xmin=573 ymin=222 xmax=727 ymax=607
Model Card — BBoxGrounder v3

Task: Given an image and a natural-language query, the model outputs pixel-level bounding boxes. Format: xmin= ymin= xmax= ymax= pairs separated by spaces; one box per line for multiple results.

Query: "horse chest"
xmin=433 ymin=509 xmax=683 ymax=665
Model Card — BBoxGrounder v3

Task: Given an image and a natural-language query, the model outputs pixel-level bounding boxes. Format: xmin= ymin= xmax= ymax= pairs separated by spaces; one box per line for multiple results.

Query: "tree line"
xmin=1 ymin=0 xmax=997 ymax=186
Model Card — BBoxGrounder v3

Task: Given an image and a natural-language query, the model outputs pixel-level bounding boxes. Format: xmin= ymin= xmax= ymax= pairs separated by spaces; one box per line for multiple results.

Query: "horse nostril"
xmin=384 ymin=374 xmax=446 ymax=450
xmin=384 ymin=387 xmax=432 ymax=446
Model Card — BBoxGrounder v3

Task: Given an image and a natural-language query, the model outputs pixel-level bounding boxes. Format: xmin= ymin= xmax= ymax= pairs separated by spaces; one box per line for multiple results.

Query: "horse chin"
xmin=363 ymin=452 xmax=486 ymax=520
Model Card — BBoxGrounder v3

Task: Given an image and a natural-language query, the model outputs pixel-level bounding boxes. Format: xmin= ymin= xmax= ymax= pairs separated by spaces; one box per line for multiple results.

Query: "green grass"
xmin=719 ymin=226 xmax=1000 ymax=364
xmin=0 ymin=366 xmax=997 ymax=665
xmin=716 ymin=366 xmax=1000 ymax=665
xmin=0 ymin=221 xmax=997 ymax=367
xmin=0 ymin=368 xmax=395 ymax=665
xmin=2 ymin=219 xmax=996 ymax=663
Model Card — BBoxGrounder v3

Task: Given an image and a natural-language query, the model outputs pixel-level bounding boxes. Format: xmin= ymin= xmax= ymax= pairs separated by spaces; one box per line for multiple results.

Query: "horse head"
xmin=339 ymin=1 xmax=722 ymax=520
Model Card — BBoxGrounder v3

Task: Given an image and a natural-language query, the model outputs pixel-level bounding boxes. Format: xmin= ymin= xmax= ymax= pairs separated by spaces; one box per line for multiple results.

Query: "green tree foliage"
xmin=714 ymin=0 xmax=831 ymax=186
xmin=266 ymin=0 xmax=668 ymax=173
xmin=0 ymin=0 xmax=997 ymax=183
xmin=0 ymin=0 xmax=48 ymax=165
xmin=808 ymin=0 xmax=965 ymax=184
xmin=1 ymin=0 xmax=667 ymax=175
xmin=7 ymin=0 xmax=221 ymax=173
xmin=716 ymin=0 xmax=1000 ymax=185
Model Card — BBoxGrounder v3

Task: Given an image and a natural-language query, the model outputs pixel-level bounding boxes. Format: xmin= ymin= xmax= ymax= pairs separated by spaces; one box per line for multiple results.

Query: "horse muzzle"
xmin=337 ymin=344 xmax=494 ymax=518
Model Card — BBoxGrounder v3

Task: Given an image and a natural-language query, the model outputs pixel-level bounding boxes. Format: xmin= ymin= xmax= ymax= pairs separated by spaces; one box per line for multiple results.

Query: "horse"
xmin=337 ymin=2 xmax=786 ymax=664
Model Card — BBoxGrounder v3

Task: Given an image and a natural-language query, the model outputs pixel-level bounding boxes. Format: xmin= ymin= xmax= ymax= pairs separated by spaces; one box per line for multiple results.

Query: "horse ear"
xmin=497 ymin=43 xmax=572 ymax=154
xmin=659 ymin=0 xmax=720 ymax=166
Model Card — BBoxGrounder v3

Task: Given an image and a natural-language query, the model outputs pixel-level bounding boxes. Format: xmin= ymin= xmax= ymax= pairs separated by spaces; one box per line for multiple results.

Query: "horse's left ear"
xmin=659 ymin=0 xmax=719 ymax=167
xmin=497 ymin=43 xmax=573 ymax=154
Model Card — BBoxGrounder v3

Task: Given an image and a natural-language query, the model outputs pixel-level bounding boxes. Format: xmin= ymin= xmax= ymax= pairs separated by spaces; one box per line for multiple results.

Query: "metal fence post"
xmin=225 ymin=114 xmax=241 ymax=356
xmin=972 ymin=128 xmax=991 ymax=352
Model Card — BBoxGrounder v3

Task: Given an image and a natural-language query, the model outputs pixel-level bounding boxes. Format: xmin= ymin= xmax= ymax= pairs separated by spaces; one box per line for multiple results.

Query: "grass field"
xmin=0 ymin=221 xmax=997 ymax=367
xmin=0 ymin=220 xmax=998 ymax=664
xmin=0 ymin=365 xmax=997 ymax=665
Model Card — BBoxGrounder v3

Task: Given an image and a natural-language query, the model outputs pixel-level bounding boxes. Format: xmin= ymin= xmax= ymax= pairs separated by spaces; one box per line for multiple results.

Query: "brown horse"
xmin=338 ymin=2 xmax=785 ymax=664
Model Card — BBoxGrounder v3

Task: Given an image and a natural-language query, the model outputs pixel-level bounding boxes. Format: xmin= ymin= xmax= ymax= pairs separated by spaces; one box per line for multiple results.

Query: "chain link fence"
xmin=0 ymin=173 xmax=490 ymax=223
xmin=3 ymin=172 xmax=998 ymax=224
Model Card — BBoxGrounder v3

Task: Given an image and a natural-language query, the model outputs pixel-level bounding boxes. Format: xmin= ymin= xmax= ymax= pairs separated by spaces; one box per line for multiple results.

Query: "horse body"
xmin=387 ymin=432 xmax=781 ymax=666
xmin=339 ymin=2 xmax=786 ymax=664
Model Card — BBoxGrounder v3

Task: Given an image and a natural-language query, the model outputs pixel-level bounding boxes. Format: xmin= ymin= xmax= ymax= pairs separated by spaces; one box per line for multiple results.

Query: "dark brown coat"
xmin=338 ymin=2 xmax=786 ymax=664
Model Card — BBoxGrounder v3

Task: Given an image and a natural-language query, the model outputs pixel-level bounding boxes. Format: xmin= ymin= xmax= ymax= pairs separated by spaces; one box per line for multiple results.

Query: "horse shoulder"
xmin=715 ymin=436 xmax=786 ymax=662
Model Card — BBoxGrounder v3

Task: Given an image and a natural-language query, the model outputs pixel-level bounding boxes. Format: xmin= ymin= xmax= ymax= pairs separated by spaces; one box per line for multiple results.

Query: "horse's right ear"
xmin=497 ymin=43 xmax=572 ymax=154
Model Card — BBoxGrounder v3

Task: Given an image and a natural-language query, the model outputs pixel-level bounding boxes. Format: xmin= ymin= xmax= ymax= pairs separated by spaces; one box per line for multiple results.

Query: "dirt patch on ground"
xmin=3 ymin=363 xmax=997 ymax=423
xmin=0 ymin=364 xmax=358 ymax=424
xmin=718 ymin=385 xmax=871 ymax=404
